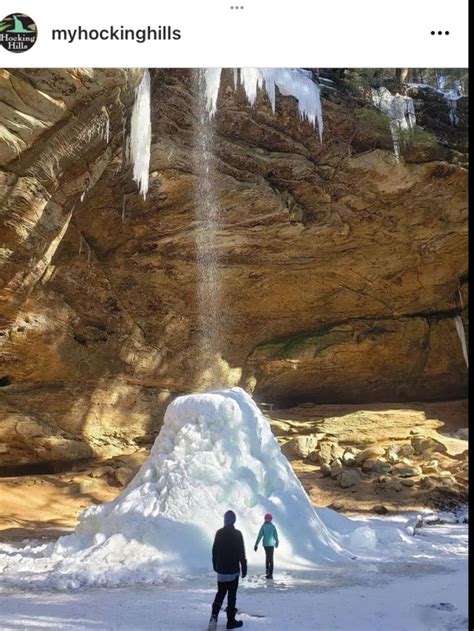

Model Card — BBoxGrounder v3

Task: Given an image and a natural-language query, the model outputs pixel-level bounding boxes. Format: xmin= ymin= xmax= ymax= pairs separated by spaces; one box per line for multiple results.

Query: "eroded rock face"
xmin=248 ymin=314 xmax=468 ymax=405
xmin=0 ymin=69 xmax=468 ymax=464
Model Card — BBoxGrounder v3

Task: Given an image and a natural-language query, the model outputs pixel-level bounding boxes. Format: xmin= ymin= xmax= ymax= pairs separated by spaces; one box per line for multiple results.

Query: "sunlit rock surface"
xmin=0 ymin=69 xmax=468 ymax=464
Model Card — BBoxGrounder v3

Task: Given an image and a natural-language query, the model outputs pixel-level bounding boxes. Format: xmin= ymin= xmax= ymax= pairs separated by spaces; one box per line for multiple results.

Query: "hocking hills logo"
xmin=0 ymin=14 xmax=37 ymax=52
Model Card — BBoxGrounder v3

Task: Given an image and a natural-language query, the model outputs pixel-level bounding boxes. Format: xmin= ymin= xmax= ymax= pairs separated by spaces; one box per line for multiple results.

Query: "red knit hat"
xmin=264 ymin=513 xmax=273 ymax=522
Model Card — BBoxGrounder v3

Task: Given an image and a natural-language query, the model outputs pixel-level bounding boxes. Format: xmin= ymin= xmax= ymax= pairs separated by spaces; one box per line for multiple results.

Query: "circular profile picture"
xmin=0 ymin=14 xmax=37 ymax=53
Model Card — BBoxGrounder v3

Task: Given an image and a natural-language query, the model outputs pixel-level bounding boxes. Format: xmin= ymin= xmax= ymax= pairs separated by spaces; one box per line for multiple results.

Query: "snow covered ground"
xmin=0 ymin=390 xmax=468 ymax=629
xmin=0 ymin=517 xmax=467 ymax=630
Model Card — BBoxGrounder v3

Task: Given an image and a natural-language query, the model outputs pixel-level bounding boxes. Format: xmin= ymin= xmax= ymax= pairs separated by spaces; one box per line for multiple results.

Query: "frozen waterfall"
xmin=372 ymin=86 xmax=416 ymax=160
xmin=130 ymin=69 xmax=152 ymax=199
xmin=0 ymin=390 xmax=349 ymax=589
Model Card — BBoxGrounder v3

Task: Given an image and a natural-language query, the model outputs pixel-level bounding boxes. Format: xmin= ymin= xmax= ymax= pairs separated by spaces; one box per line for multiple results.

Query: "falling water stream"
xmin=190 ymin=68 xmax=323 ymax=377
xmin=193 ymin=70 xmax=222 ymax=366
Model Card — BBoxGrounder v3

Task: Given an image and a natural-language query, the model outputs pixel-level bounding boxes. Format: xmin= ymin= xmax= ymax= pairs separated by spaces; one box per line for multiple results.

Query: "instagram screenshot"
xmin=0 ymin=1 xmax=468 ymax=629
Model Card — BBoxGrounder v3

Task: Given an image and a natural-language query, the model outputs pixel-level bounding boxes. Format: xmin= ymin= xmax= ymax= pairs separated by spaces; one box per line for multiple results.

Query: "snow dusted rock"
xmin=342 ymin=450 xmax=357 ymax=466
xmin=385 ymin=447 xmax=400 ymax=464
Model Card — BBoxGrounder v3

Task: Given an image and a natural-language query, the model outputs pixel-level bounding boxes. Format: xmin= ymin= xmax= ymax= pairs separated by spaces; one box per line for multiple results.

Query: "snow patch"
xmin=130 ymin=69 xmax=152 ymax=199
xmin=349 ymin=526 xmax=377 ymax=550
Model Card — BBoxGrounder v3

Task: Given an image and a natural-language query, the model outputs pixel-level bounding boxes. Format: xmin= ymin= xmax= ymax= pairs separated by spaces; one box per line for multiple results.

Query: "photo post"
xmin=0 ymin=2 xmax=469 ymax=629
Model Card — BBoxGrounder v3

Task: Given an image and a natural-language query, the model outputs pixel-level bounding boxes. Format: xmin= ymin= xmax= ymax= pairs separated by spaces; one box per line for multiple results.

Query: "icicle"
xmin=86 ymin=241 xmax=92 ymax=265
xmin=239 ymin=68 xmax=265 ymax=107
xmin=447 ymin=98 xmax=459 ymax=126
xmin=407 ymin=80 xmax=462 ymax=127
xmin=203 ymin=68 xmax=323 ymax=139
xmin=203 ymin=68 xmax=223 ymax=117
xmin=78 ymin=233 xmax=83 ymax=255
xmin=271 ymin=69 xmax=322 ymax=136
xmin=372 ymin=87 xmax=416 ymax=160
xmin=445 ymin=82 xmax=462 ymax=126
xmin=130 ymin=69 xmax=152 ymax=199
xmin=101 ymin=106 xmax=110 ymax=143
xmin=454 ymin=316 xmax=469 ymax=368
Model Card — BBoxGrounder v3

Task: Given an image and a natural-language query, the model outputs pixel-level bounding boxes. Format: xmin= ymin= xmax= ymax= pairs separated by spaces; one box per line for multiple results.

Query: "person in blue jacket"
xmin=254 ymin=513 xmax=279 ymax=579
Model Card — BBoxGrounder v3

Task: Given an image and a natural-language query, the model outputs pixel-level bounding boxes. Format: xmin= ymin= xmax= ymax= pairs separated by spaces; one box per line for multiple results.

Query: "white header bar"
xmin=0 ymin=0 xmax=469 ymax=68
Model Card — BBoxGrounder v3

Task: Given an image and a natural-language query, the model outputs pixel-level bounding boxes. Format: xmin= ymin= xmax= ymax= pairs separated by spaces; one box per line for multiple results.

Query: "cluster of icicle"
xmin=372 ymin=86 xmax=416 ymax=160
xmin=126 ymin=68 xmax=322 ymax=201
xmin=440 ymin=82 xmax=462 ymax=126
xmin=203 ymin=68 xmax=323 ymax=140
xmin=436 ymin=77 xmax=463 ymax=126
xmin=130 ymin=69 xmax=152 ymax=199
xmin=406 ymin=79 xmax=463 ymax=127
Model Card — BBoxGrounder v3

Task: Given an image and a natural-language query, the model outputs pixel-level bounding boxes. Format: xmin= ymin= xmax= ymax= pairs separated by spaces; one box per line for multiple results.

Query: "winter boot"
xmin=208 ymin=602 xmax=221 ymax=631
xmin=226 ymin=607 xmax=243 ymax=629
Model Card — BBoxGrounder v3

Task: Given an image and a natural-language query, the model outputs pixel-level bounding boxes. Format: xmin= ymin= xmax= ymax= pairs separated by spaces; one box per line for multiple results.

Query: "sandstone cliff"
xmin=0 ymin=69 xmax=468 ymax=465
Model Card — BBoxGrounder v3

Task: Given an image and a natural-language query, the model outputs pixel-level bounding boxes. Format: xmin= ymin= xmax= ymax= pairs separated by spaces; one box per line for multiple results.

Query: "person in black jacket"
xmin=208 ymin=510 xmax=247 ymax=630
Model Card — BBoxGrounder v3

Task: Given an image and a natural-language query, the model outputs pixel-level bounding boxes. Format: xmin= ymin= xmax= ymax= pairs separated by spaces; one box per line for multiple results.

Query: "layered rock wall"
xmin=0 ymin=69 xmax=468 ymax=464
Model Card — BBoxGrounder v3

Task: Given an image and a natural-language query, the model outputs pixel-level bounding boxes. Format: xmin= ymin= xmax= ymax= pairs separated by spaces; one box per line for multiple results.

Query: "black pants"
xmin=213 ymin=576 xmax=239 ymax=611
xmin=264 ymin=546 xmax=274 ymax=576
